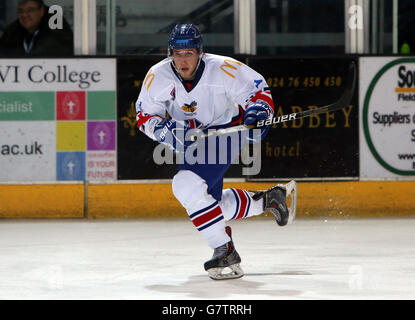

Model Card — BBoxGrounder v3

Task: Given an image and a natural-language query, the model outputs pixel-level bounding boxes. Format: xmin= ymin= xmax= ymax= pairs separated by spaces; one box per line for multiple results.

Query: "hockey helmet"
xmin=168 ymin=24 xmax=203 ymax=57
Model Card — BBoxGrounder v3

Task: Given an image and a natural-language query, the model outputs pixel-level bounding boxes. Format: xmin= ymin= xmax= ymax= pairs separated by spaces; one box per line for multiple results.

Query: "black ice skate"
xmin=252 ymin=180 xmax=297 ymax=226
xmin=204 ymin=226 xmax=244 ymax=280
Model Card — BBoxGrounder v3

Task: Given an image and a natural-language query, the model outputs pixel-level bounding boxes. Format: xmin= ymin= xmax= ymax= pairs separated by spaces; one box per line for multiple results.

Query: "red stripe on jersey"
xmin=188 ymin=119 xmax=196 ymax=128
xmin=250 ymin=90 xmax=275 ymax=111
xmin=136 ymin=112 xmax=162 ymax=129
xmin=235 ymin=189 xmax=248 ymax=220
xmin=192 ymin=205 xmax=222 ymax=228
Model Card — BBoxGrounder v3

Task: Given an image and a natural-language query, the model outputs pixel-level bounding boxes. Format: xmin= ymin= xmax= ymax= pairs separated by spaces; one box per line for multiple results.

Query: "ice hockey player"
xmin=136 ymin=24 xmax=297 ymax=280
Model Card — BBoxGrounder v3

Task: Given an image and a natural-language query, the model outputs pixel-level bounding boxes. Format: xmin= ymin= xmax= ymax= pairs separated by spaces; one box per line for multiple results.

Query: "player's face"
xmin=172 ymin=48 xmax=200 ymax=80
xmin=17 ymin=0 xmax=45 ymax=34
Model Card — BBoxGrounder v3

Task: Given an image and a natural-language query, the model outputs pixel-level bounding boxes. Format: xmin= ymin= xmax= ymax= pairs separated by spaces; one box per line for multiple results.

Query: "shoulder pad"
xmin=142 ymin=59 xmax=173 ymax=97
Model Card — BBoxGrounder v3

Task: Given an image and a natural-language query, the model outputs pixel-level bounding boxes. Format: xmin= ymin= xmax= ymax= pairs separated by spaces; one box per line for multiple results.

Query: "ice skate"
xmin=252 ymin=180 xmax=297 ymax=226
xmin=204 ymin=226 xmax=244 ymax=280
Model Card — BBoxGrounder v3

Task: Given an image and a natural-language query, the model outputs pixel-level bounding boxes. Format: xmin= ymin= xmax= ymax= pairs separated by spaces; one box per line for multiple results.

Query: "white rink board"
xmin=0 ymin=59 xmax=116 ymax=91
xmin=0 ymin=218 xmax=414 ymax=300
xmin=0 ymin=121 xmax=56 ymax=181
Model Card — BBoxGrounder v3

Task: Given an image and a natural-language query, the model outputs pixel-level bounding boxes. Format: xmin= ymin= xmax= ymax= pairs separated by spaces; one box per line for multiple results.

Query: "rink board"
xmin=0 ymin=181 xmax=414 ymax=218
xmin=0 ymin=184 xmax=84 ymax=218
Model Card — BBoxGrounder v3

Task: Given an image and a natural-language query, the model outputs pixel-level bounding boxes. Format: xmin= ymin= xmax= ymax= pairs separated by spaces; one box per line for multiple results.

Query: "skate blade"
xmin=207 ymin=263 xmax=244 ymax=280
xmin=276 ymin=180 xmax=297 ymax=225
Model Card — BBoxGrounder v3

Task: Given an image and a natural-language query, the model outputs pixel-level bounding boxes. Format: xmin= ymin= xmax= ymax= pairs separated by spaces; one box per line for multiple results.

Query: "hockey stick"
xmin=190 ymin=61 xmax=357 ymax=141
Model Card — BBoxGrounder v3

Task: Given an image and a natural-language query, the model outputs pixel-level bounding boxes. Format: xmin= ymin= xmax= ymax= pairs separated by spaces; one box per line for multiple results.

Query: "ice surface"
xmin=0 ymin=217 xmax=414 ymax=300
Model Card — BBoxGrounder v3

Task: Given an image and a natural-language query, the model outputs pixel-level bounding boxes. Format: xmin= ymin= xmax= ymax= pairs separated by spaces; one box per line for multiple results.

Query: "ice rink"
xmin=0 ymin=217 xmax=414 ymax=300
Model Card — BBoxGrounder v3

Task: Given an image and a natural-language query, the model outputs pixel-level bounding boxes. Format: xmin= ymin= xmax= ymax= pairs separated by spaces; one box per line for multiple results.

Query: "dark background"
xmin=117 ymin=56 xmax=358 ymax=181
xmin=246 ymin=57 xmax=359 ymax=180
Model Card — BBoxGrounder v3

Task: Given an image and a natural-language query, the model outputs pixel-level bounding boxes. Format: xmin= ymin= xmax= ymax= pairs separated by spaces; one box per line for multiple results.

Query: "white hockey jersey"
xmin=135 ymin=53 xmax=274 ymax=140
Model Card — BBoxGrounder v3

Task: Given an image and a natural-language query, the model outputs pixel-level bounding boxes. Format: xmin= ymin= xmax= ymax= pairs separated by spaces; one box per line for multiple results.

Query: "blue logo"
xmin=176 ymin=39 xmax=189 ymax=44
xmin=254 ymin=80 xmax=262 ymax=88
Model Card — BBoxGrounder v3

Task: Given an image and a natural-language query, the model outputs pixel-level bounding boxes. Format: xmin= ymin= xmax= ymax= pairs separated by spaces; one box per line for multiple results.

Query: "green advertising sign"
xmin=0 ymin=92 xmax=55 ymax=121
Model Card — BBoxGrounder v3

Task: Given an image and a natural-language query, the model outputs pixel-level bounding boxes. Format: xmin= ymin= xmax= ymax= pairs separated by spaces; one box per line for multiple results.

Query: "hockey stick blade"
xmin=190 ymin=61 xmax=357 ymax=141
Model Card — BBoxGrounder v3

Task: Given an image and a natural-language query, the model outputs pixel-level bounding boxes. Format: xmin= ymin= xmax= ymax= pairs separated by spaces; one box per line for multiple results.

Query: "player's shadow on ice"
xmin=146 ymin=271 xmax=311 ymax=299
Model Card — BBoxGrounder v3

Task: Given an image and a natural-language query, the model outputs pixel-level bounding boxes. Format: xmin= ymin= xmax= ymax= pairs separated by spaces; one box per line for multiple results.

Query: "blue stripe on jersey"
xmin=198 ymin=215 xmax=224 ymax=231
xmin=243 ymin=190 xmax=251 ymax=218
xmin=189 ymin=200 xmax=218 ymax=219
xmin=230 ymin=188 xmax=240 ymax=220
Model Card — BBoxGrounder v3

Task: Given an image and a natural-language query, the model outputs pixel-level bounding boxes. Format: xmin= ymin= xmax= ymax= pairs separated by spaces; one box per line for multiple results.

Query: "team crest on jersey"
xmin=181 ymin=101 xmax=197 ymax=115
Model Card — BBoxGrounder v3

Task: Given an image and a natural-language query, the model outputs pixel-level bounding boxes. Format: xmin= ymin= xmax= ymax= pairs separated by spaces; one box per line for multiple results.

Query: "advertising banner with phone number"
xmin=246 ymin=57 xmax=359 ymax=180
xmin=117 ymin=56 xmax=359 ymax=180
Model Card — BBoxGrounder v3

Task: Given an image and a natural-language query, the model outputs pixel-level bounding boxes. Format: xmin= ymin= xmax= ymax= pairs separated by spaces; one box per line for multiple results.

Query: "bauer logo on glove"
xmin=157 ymin=119 xmax=174 ymax=141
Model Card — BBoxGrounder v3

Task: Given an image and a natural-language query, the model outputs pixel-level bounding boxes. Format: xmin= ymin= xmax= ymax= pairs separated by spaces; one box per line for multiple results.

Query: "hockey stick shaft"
xmin=190 ymin=61 xmax=357 ymax=141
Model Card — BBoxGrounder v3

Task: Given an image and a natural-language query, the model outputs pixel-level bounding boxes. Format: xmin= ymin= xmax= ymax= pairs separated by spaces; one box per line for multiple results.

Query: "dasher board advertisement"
xmin=0 ymin=59 xmax=117 ymax=182
xmin=246 ymin=57 xmax=359 ymax=180
xmin=360 ymin=57 xmax=415 ymax=179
